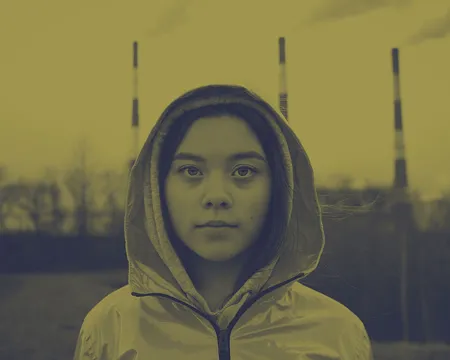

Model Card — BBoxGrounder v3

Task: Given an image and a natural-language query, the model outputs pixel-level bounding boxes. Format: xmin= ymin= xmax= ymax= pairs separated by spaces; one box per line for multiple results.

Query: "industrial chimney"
xmin=392 ymin=48 xmax=409 ymax=195
xmin=130 ymin=41 xmax=139 ymax=172
xmin=391 ymin=47 xmax=415 ymax=343
xmin=278 ymin=37 xmax=288 ymax=121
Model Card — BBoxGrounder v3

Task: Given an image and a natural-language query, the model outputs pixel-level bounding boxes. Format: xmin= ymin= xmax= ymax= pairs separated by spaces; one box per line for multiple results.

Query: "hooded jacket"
xmin=73 ymin=84 xmax=373 ymax=360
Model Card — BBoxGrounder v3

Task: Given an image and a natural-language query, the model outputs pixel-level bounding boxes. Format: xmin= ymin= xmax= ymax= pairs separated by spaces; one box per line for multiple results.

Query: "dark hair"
xmin=158 ymin=103 xmax=292 ymax=294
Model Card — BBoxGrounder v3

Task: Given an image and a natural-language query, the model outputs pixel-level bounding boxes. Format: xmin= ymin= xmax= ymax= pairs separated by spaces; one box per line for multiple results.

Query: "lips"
xmin=197 ymin=221 xmax=238 ymax=228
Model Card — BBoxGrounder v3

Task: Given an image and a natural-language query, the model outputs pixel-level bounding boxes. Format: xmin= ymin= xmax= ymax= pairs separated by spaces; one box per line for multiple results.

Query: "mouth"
xmin=197 ymin=221 xmax=238 ymax=228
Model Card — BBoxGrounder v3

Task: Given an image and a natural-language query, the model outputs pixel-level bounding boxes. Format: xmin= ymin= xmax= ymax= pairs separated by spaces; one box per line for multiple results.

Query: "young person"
xmin=73 ymin=84 xmax=373 ymax=359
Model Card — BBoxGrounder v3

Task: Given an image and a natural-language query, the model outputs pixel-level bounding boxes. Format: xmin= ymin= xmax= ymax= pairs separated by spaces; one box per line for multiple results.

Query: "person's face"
xmin=164 ymin=115 xmax=271 ymax=262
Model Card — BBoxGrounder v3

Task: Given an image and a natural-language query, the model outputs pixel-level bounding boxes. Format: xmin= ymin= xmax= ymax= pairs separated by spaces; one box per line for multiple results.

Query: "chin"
xmin=198 ymin=251 xmax=240 ymax=263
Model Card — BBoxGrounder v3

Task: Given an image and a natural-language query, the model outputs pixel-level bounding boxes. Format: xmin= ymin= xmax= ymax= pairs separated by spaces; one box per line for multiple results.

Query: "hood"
xmin=124 ymin=84 xmax=325 ymax=315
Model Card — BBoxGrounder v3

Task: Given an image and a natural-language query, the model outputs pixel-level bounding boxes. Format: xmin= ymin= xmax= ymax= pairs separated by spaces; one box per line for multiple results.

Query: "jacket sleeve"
xmin=73 ymin=314 xmax=108 ymax=360
xmin=339 ymin=317 xmax=374 ymax=360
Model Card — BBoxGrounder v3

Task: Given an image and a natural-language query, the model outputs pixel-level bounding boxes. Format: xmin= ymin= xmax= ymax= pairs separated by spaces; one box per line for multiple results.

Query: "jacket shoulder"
xmin=290 ymin=282 xmax=373 ymax=359
xmin=73 ymin=285 xmax=133 ymax=360
xmin=291 ymin=282 xmax=362 ymax=321
xmin=84 ymin=285 xmax=133 ymax=322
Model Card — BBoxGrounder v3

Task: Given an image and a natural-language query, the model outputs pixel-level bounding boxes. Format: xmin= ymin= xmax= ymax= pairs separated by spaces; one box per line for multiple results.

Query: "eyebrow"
xmin=173 ymin=151 xmax=266 ymax=163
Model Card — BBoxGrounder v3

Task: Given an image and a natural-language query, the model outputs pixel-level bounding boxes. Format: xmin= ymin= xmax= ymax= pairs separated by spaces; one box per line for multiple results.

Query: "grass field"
xmin=0 ymin=270 xmax=449 ymax=360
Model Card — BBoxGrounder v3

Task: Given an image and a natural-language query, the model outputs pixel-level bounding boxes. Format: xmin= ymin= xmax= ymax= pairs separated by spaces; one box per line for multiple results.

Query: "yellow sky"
xmin=1 ymin=0 xmax=450 ymax=200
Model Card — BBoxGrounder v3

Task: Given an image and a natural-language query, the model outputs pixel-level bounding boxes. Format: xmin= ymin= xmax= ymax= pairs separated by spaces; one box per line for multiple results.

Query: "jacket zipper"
xmin=217 ymin=329 xmax=230 ymax=360
xmin=132 ymin=273 xmax=305 ymax=359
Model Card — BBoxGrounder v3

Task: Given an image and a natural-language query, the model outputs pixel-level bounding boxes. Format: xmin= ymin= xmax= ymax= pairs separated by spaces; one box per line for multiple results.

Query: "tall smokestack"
xmin=278 ymin=37 xmax=288 ymax=121
xmin=130 ymin=41 xmax=139 ymax=171
xmin=392 ymin=48 xmax=408 ymax=193
xmin=391 ymin=47 xmax=413 ymax=343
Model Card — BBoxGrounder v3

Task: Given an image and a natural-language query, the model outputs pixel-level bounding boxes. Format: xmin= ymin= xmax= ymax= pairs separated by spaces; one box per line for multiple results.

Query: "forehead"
xmin=177 ymin=115 xmax=264 ymax=153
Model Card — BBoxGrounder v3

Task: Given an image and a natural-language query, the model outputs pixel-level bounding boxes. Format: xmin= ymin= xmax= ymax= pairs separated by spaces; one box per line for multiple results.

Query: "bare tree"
xmin=0 ymin=179 xmax=54 ymax=234
xmin=39 ymin=167 xmax=67 ymax=235
xmin=94 ymin=169 xmax=127 ymax=236
xmin=433 ymin=195 xmax=450 ymax=231
xmin=62 ymin=136 xmax=99 ymax=237
xmin=0 ymin=181 xmax=32 ymax=233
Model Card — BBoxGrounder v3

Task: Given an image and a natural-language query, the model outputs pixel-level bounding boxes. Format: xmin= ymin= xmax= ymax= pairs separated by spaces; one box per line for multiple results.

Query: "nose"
xmin=202 ymin=178 xmax=233 ymax=209
xmin=203 ymin=192 xmax=232 ymax=209
xmin=204 ymin=198 xmax=231 ymax=209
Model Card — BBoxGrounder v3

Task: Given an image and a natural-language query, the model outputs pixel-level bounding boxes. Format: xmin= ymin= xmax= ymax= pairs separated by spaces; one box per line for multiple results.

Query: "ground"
xmin=0 ymin=270 xmax=127 ymax=360
xmin=0 ymin=270 xmax=449 ymax=360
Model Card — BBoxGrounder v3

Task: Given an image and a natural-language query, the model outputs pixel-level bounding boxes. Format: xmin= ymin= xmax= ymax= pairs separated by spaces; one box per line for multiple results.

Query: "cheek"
xmin=166 ymin=194 xmax=190 ymax=222
xmin=246 ymin=190 xmax=271 ymax=224
xmin=165 ymin=182 xmax=187 ymax=226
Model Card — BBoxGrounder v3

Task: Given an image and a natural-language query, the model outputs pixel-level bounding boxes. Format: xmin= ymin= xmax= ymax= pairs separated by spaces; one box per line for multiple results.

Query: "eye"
xmin=177 ymin=165 xmax=258 ymax=179
xmin=232 ymin=166 xmax=257 ymax=178
xmin=178 ymin=166 xmax=202 ymax=177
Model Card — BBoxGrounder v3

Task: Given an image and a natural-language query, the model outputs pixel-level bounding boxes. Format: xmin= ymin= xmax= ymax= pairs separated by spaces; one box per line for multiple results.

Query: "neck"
xmin=185 ymin=251 xmax=249 ymax=310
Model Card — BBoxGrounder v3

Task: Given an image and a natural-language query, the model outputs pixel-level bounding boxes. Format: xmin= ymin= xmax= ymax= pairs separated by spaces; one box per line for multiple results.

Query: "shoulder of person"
xmin=290 ymin=282 xmax=373 ymax=359
xmin=73 ymin=285 xmax=132 ymax=360
xmin=83 ymin=285 xmax=131 ymax=325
